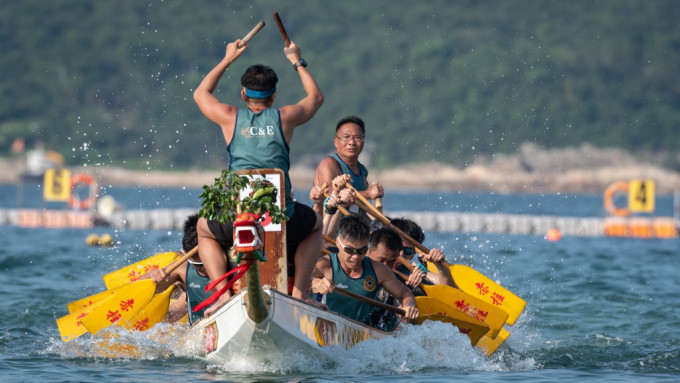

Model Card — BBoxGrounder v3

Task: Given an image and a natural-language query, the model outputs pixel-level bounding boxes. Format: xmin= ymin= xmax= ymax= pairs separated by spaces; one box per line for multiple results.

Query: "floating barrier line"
xmin=0 ymin=208 xmax=676 ymax=238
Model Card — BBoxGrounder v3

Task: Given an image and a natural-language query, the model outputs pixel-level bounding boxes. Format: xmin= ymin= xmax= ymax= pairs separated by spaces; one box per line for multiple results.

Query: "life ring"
xmin=69 ymin=173 xmax=98 ymax=210
xmin=603 ymin=181 xmax=629 ymax=217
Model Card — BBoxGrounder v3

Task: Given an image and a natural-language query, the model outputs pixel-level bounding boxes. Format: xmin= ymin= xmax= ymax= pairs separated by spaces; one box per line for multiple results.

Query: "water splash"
xmin=200 ymin=321 xmax=538 ymax=376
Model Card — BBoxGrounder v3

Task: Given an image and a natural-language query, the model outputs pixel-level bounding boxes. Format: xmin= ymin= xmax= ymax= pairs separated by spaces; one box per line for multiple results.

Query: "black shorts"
xmin=286 ymin=202 xmax=318 ymax=259
xmin=207 ymin=201 xmax=318 ymax=273
xmin=206 ymin=217 xmax=235 ymax=250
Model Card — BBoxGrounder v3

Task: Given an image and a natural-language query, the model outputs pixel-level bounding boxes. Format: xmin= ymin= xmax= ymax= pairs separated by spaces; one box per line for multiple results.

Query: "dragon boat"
xmin=179 ymin=169 xmax=509 ymax=362
xmin=182 ymin=169 xmax=390 ymax=363
xmin=56 ymin=169 xmax=513 ymax=360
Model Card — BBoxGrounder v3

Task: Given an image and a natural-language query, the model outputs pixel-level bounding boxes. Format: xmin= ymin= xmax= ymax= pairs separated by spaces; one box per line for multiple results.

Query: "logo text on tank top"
xmin=241 ymin=126 xmax=276 ymax=138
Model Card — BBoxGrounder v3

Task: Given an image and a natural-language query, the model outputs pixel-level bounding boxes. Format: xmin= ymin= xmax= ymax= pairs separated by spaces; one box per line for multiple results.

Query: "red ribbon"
xmin=192 ymin=260 xmax=253 ymax=312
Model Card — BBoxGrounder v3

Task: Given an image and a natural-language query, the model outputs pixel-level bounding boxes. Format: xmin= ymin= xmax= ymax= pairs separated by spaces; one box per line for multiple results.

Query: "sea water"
xmin=1 ymin=184 xmax=678 ymax=382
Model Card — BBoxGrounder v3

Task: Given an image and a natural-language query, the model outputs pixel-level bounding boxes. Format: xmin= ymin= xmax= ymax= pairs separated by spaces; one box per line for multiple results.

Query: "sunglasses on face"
xmin=402 ymin=247 xmax=416 ymax=256
xmin=337 ymin=237 xmax=369 ymax=255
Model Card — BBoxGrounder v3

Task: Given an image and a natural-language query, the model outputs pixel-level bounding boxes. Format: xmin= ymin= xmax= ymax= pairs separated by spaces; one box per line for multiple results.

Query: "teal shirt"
xmin=324 ymin=253 xmax=379 ymax=324
xmin=329 ymin=153 xmax=368 ymax=215
xmin=186 ymin=265 xmax=211 ymax=325
xmin=329 ymin=153 xmax=368 ymax=191
xmin=228 ymin=107 xmax=294 ymax=216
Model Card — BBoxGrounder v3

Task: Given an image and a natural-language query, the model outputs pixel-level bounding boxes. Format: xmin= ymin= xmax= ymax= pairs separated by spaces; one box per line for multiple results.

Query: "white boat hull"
xmin=186 ymin=287 xmax=389 ymax=363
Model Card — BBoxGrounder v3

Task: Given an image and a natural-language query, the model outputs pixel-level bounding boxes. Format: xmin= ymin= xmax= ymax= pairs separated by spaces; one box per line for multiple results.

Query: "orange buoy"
xmin=545 ymin=228 xmax=562 ymax=241
xmin=603 ymin=181 xmax=630 ymax=217
xmin=69 ymin=173 xmax=98 ymax=210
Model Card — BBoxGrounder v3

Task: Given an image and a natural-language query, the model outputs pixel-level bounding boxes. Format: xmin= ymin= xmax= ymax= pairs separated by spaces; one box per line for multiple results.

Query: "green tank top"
xmin=324 ymin=253 xmax=379 ymax=324
xmin=329 ymin=153 xmax=368 ymax=191
xmin=329 ymin=153 xmax=368 ymax=215
xmin=186 ymin=265 xmax=211 ymax=325
xmin=228 ymin=107 xmax=294 ymax=216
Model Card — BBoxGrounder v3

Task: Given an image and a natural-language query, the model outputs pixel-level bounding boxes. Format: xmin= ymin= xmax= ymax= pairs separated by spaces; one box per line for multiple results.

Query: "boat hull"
xmin=187 ymin=287 xmax=389 ymax=363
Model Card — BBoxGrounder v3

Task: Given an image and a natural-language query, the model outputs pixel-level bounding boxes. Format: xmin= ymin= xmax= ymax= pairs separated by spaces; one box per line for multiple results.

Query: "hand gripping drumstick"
xmin=237 ymin=21 xmax=265 ymax=48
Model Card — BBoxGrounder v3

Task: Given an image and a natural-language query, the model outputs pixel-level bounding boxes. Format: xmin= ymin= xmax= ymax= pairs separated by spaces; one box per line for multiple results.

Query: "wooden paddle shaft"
xmin=273 ymin=12 xmax=291 ymax=47
xmin=372 ymin=182 xmax=383 ymax=212
xmin=165 ymin=246 xmax=197 ymax=274
xmin=322 ymin=234 xmax=335 ymax=244
xmin=395 ymin=257 xmax=438 ymax=285
xmin=323 ymin=190 xmax=352 ymax=216
xmin=333 ymin=287 xmax=405 ymax=316
xmin=237 ymin=21 xmax=265 ymax=48
xmin=347 ymin=183 xmax=431 ymax=256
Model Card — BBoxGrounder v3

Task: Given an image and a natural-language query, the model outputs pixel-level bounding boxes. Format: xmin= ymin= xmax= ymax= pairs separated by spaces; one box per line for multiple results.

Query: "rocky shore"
xmin=3 ymin=143 xmax=679 ymax=194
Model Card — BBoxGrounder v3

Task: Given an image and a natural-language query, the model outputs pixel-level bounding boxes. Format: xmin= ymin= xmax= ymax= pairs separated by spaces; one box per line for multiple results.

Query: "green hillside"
xmin=1 ymin=1 xmax=679 ymax=171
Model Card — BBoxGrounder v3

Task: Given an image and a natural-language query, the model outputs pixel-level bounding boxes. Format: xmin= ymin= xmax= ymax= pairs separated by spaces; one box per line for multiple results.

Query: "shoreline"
xmin=3 ymin=157 xmax=679 ymax=195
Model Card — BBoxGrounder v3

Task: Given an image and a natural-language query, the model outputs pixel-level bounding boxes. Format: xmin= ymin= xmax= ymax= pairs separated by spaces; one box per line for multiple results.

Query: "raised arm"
xmin=193 ymin=40 xmax=246 ymax=139
xmin=279 ymin=41 xmax=324 ymax=140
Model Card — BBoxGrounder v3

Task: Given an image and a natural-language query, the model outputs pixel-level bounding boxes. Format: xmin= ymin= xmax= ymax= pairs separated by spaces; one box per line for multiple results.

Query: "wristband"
xmin=323 ymin=196 xmax=338 ymax=215
xmin=417 ymin=263 xmax=427 ymax=273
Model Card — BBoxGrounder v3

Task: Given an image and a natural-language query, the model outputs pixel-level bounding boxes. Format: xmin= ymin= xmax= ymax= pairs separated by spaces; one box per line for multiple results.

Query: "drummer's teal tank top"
xmin=324 ymin=253 xmax=379 ymax=324
xmin=228 ymin=107 xmax=294 ymax=216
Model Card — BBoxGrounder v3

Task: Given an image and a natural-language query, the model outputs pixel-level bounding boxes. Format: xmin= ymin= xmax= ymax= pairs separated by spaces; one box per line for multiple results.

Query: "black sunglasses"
xmin=402 ymin=247 xmax=416 ymax=256
xmin=337 ymin=237 xmax=369 ymax=255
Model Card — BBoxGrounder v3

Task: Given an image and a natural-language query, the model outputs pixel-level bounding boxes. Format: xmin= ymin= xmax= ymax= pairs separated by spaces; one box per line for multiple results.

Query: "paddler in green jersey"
xmin=311 ymin=215 xmax=419 ymax=326
xmin=365 ymin=227 xmax=404 ymax=332
xmin=311 ymin=116 xmax=384 ymax=217
xmin=390 ymin=217 xmax=456 ymax=288
xmin=193 ymin=36 xmax=326 ymax=313
xmin=142 ymin=214 xmax=216 ymax=325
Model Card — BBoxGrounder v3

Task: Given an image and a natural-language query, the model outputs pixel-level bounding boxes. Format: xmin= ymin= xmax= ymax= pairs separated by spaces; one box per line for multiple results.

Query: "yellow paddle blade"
xmin=57 ymin=299 xmax=107 ymax=342
xmin=103 ymin=251 xmax=180 ymax=289
xmin=67 ymin=288 xmax=117 ymax=313
xmin=118 ymin=285 xmax=175 ymax=332
xmin=476 ymin=328 xmax=510 ymax=357
xmin=80 ymin=279 xmax=157 ymax=335
xmin=415 ymin=296 xmax=490 ymax=347
xmin=419 ymin=284 xmax=508 ymax=339
xmin=429 ymin=263 xmax=526 ymax=325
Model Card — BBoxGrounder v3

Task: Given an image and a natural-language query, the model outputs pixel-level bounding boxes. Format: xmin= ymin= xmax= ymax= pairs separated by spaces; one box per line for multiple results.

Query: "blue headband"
xmin=244 ymin=87 xmax=276 ymax=98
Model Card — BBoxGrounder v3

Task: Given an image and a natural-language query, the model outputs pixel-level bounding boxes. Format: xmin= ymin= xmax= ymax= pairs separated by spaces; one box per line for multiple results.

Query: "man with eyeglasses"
xmin=142 ymin=214 xmax=229 ymax=325
xmin=311 ymin=215 xmax=418 ymax=327
xmin=311 ymin=116 xmax=384 ymax=217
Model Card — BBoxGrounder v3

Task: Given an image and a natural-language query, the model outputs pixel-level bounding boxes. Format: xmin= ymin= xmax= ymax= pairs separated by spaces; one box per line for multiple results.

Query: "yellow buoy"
xmin=86 ymin=233 xmax=114 ymax=246
xmin=85 ymin=234 xmax=100 ymax=246
xmin=99 ymin=233 xmax=115 ymax=246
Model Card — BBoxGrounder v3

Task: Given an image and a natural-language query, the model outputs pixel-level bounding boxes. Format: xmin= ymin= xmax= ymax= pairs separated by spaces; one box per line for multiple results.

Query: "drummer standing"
xmin=193 ymin=37 xmax=325 ymax=313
